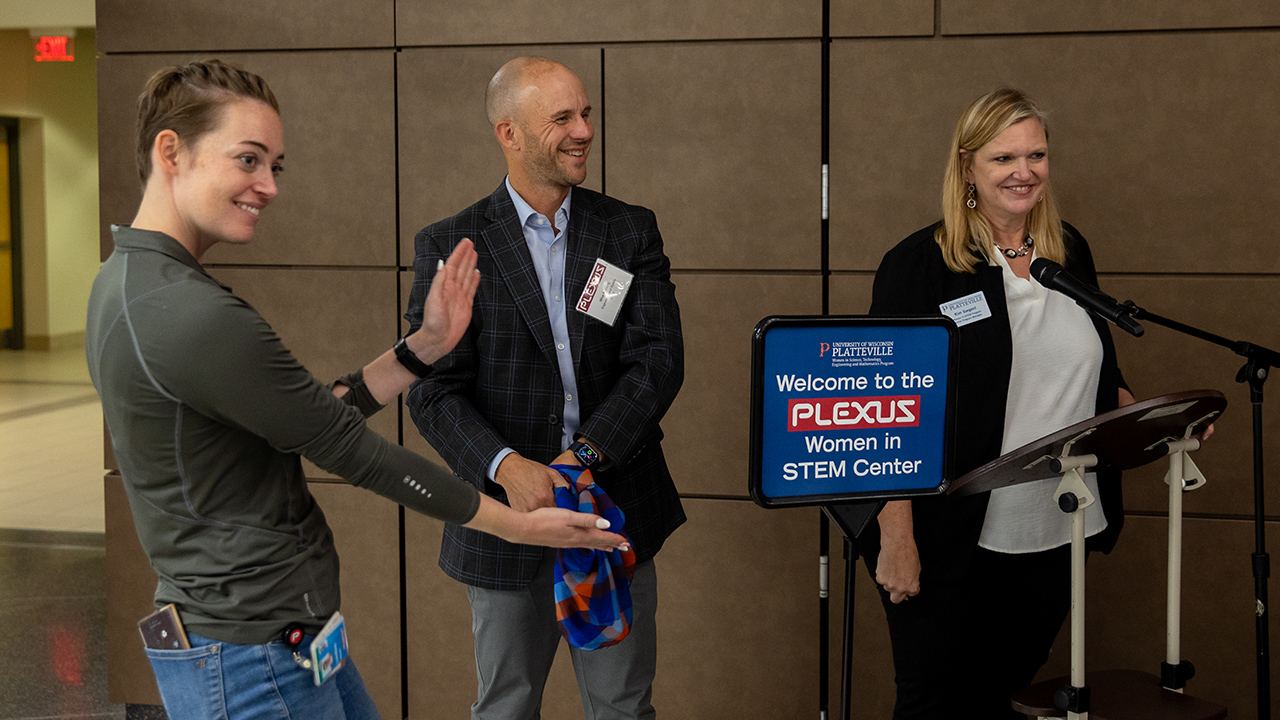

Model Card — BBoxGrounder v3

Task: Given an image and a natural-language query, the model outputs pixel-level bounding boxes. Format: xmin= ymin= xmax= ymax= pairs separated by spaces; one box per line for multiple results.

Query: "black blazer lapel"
xmin=565 ymin=191 xmax=609 ymax=368
xmin=481 ymin=184 xmax=557 ymax=363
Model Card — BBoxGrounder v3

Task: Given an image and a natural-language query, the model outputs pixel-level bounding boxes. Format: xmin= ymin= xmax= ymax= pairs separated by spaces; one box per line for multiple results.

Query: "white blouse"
xmin=977 ymin=249 xmax=1108 ymax=554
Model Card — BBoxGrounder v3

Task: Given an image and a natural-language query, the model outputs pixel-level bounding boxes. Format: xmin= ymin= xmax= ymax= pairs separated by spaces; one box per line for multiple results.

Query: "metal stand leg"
xmin=1161 ymin=437 xmax=1204 ymax=692
xmin=1051 ymin=452 xmax=1099 ymax=720
xmin=839 ymin=537 xmax=855 ymax=720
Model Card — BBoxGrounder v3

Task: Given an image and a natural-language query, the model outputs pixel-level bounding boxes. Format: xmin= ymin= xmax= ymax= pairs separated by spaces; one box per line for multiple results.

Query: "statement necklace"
xmin=997 ymin=235 xmax=1034 ymax=259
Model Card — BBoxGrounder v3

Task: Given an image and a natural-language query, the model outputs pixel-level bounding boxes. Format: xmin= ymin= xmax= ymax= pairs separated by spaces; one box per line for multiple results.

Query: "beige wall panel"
xmin=665 ymin=272 xmax=822 ymax=496
xmin=606 ymin=42 xmax=822 ymax=271
xmin=941 ymin=0 xmax=1280 ymax=35
xmin=395 ymin=0 xmax=819 ymax=46
xmin=831 ymin=0 xmax=935 ymax=38
xmin=104 ymin=473 xmax=163 ymax=705
xmin=830 ymin=33 xmax=1280 ymax=273
xmin=655 ymin=498 xmax=819 ymax=718
xmin=396 ymin=47 xmax=603 ymax=266
xmin=1104 ymin=276 xmax=1280 ymax=517
xmin=97 ymin=51 xmax=397 ymax=266
xmin=97 ymin=0 xmax=393 ymax=52
xmin=1052 ymin=515 xmax=1280 ymax=718
xmin=210 ymin=267 xmax=399 ymax=478
xmin=307 ymin=482 xmax=402 ymax=719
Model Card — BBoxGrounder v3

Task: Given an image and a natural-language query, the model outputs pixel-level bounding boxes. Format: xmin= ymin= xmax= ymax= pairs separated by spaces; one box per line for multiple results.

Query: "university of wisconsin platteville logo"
xmin=819 ymin=340 xmax=894 ymax=367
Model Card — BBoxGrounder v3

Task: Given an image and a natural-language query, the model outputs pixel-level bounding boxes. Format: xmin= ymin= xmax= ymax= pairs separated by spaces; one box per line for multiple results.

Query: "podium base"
xmin=1011 ymin=669 xmax=1226 ymax=720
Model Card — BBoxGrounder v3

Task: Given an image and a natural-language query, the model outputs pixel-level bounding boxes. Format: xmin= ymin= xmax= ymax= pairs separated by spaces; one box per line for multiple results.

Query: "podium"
xmin=950 ymin=391 xmax=1229 ymax=719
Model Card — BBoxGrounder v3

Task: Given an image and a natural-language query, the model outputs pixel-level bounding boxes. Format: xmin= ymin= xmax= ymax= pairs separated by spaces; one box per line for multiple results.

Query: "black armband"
xmin=332 ymin=369 xmax=384 ymax=418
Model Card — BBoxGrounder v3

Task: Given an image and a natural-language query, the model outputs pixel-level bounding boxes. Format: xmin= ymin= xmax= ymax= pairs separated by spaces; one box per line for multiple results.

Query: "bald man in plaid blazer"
xmin=404 ymin=57 xmax=684 ymax=719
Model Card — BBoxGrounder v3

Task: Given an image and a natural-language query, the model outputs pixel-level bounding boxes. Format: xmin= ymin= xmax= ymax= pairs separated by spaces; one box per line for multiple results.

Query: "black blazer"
xmin=862 ymin=222 xmax=1127 ymax=583
xmin=404 ymin=182 xmax=686 ymax=590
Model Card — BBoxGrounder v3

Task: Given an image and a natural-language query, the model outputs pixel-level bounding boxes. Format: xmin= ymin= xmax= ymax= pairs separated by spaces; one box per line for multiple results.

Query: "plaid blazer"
xmin=404 ymin=182 xmax=686 ymax=590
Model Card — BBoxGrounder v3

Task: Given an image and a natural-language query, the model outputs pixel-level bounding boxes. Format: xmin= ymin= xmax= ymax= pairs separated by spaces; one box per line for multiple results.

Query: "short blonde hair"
xmin=935 ymin=88 xmax=1065 ymax=274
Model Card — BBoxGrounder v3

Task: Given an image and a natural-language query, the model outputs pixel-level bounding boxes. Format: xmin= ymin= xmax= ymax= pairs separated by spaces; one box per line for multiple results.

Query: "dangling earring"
xmin=1037 ymin=194 xmax=1044 ymax=204
xmin=966 ymin=184 xmax=977 ymax=210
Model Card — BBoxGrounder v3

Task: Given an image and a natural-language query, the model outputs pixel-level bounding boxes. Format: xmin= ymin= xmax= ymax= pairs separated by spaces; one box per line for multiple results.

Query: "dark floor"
xmin=0 ymin=527 xmax=128 ymax=720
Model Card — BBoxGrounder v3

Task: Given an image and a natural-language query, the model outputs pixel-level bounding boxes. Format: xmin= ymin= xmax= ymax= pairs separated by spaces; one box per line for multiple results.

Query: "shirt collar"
xmin=109 ymin=225 xmax=226 ymax=286
xmin=504 ymin=176 xmax=572 ymax=235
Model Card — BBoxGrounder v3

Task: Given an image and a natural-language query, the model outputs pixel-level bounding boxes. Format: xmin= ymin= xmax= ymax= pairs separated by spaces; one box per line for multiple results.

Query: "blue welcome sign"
xmin=749 ymin=316 xmax=957 ymax=508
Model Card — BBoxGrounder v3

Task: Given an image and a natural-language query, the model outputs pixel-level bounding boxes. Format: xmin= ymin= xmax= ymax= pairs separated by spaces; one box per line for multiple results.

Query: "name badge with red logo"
xmin=576 ymin=258 xmax=633 ymax=327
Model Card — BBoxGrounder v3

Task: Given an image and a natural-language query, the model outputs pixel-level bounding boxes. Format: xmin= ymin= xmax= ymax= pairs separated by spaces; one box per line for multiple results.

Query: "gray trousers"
xmin=465 ymin=550 xmax=658 ymax=720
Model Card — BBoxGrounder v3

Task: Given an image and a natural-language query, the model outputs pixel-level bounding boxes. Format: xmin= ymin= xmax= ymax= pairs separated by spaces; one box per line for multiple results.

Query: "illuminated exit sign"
xmin=34 ymin=36 xmax=75 ymax=62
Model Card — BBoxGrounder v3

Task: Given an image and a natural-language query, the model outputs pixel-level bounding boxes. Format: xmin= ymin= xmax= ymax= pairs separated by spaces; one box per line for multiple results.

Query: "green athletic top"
xmin=87 ymin=226 xmax=481 ymax=644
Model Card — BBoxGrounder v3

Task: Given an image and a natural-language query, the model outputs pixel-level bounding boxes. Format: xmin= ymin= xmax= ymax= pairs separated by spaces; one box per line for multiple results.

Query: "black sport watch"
xmin=569 ymin=440 xmax=602 ymax=469
xmin=393 ymin=336 xmax=432 ymax=378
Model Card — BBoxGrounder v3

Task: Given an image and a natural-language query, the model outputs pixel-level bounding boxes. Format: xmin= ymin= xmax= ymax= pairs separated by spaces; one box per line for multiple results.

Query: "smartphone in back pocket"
xmin=138 ymin=603 xmax=190 ymax=650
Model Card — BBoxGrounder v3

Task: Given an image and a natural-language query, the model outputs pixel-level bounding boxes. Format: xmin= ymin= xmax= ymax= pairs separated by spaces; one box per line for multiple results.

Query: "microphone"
xmin=1030 ymin=258 xmax=1144 ymax=337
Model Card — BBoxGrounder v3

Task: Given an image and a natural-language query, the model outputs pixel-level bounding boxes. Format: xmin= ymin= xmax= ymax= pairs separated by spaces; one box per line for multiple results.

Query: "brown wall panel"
xmin=828 ymin=272 xmax=876 ymax=315
xmin=210 ymin=267 xmax=400 ymax=477
xmin=399 ymin=269 xmax=452 ymax=467
xmin=826 ymin=525 xmax=896 ymax=719
xmin=98 ymin=51 xmax=397 ymax=267
xmin=1106 ymin=276 xmax=1280 ymax=517
xmin=403 ymin=508 xmax=477 ymax=716
xmin=831 ymin=0 xmax=935 ymax=38
xmin=828 ymin=517 xmax=1280 ymax=719
xmin=655 ymin=499 xmax=819 ymax=718
xmin=665 ymin=272 xmax=822 ymax=496
xmin=606 ymin=42 xmax=823 ymax=271
xmin=97 ymin=0 xmax=393 ymax=53
xmin=830 ymin=32 xmax=1280 ymax=274
xmin=1063 ymin=515 xmax=1280 ymax=718
xmin=104 ymin=473 xmax=162 ymax=705
xmin=308 ymin=483 xmax=402 ymax=719
xmin=395 ymin=0 xmax=820 ymax=46
xmin=396 ymin=47 xmax=603 ymax=266
xmin=942 ymin=0 xmax=1280 ymax=36
xmin=404 ymin=516 xmax=589 ymax=719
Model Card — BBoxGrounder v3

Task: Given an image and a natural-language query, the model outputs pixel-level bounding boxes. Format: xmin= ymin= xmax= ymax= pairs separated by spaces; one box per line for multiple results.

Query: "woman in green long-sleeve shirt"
xmin=87 ymin=59 xmax=627 ymax=720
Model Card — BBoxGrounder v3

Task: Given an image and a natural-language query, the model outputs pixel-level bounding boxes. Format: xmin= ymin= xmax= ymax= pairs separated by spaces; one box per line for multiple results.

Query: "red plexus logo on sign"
xmin=788 ymin=396 xmax=920 ymax=432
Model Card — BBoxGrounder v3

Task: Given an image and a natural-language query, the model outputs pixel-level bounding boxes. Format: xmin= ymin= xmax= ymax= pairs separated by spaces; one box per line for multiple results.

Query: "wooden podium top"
xmin=950 ymin=390 xmax=1226 ymax=497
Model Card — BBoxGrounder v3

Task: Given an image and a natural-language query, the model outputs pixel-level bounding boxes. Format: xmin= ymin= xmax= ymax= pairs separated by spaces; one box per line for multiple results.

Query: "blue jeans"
xmin=144 ymin=632 xmax=381 ymax=720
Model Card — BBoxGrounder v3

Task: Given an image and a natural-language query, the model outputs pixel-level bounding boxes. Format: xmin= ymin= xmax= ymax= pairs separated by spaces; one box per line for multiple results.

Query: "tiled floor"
xmin=0 ymin=347 xmax=106 ymax=533
xmin=0 ymin=348 xmax=128 ymax=719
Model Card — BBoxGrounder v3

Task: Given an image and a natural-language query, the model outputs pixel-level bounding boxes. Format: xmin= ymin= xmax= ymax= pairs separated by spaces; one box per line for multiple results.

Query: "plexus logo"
xmin=788 ymin=396 xmax=919 ymax=431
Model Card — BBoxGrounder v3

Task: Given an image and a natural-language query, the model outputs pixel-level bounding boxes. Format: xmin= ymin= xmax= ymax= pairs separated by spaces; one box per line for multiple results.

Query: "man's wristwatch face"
xmin=571 ymin=441 xmax=600 ymax=468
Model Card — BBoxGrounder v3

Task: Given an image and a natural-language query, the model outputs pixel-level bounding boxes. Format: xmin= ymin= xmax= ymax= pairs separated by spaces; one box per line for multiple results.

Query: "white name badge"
xmin=576 ymin=258 xmax=634 ymax=326
xmin=938 ymin=291 xmax=992 ymax=327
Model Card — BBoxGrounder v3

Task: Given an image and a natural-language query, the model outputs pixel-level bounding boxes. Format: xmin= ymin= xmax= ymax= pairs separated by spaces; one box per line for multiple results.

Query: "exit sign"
xmin=35 ymin=36 xmax=74 ymax=62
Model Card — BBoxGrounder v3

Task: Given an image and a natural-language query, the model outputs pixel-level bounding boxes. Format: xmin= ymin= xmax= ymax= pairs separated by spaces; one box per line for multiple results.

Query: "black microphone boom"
xmin=1029 ymin=258 xmax=1144 ymax=337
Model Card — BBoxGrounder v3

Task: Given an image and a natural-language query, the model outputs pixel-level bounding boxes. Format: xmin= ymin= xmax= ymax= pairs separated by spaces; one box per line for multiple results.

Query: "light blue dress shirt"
xmin=486 ymin=178 xmax=582 ymax=481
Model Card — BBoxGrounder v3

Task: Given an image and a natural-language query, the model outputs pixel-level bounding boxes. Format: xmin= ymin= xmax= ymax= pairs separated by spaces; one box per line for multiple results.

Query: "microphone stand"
xmin=1122 ymin=299 xmax=1279 ymax=720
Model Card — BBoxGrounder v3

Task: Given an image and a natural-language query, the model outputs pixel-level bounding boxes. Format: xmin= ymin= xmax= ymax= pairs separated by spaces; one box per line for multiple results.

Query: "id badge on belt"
xmin=283 ymin=611 xmax=350 ymax=686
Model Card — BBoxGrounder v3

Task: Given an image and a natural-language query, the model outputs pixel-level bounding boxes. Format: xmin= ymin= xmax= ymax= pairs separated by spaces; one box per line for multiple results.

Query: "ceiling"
xmin=0 ymin=0 xmax=94 ymax=30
